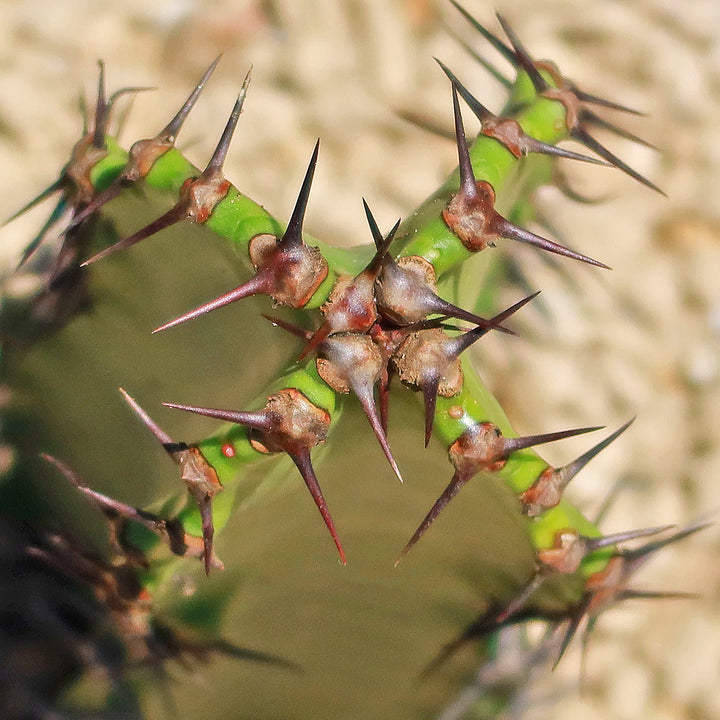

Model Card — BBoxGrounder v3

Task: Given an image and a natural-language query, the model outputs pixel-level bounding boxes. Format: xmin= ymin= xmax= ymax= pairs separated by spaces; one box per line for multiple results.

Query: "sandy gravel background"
xmin=1 ymin=1 xmax=719 ymax=718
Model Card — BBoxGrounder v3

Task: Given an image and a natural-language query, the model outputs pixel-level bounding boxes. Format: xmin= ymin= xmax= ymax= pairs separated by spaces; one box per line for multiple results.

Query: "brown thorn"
xmin=450 ymin=82 xmax=478 ymax=199
xmin=289 ymin=446 xmax=346 ymax=565
xmin=159 ymin=55 xmax=222 ymax=143
xmin=262 ymin=314 xmax=312 ymax=340
xmin=449 ymin=2 xmax=517 ymax=67
xmin=202 ymin=67 xmax=252 ymax=178
xmin=495 ymin=216 xmax=611 ymax=269
xmin=496 ymin=571 xmax=546 ymax=623
xmin=586 ymin=524 xmax=675 ymax=552
xmin=81 ymin=202 xmax=187 ymax=266
xmin=570 ymin=125 xmax=666 ymax=196
xmin=552 ymin=608 xmax=586 ymax=671
xmin=422 ymin=376 xmax=441 ymax=448
xmin=92 ymin=60 xmax=107 ymax=149
xmin=522 ymin=137 xmax=614 ymax=166
xmin=555 ymin=418 xmax=635 ymax=491
xmin=395 ymin=470 xmax=470 ymax=565
xmin=62 ymin=181 xmax=124 ymax=235
xmin=152 ymin=272 xmax=272 ymax=333
xmin=495 ymin=14 xmax=549 ymax=93
xmin=298 ymin=320 xmax=333 ymax=361
xmin=501 ymin=424 xmax=603 ymax=455
xmin=378 ymin=365 xmax=391 ymax=436
xmin=162 ymin=402 xmax=275 ymax=434
xmin=581 ymin=108 xmax=659 ymax=150
xmin=198 ymin=494 xmax=214 ymax=575
xmin=281 ymin=139 xmax=320 ymax=247
xmin=16 ymin=200 xmax=71 ymax=270
xmin=575 ymin=89 xmax=645 ymax=116
xmin=3 ymin=179 xmax=64 ymax=227
xmin=444 ymin=24 xmax=512 ymax=88
xmin=436 ymin=58 xmax=494 ymax=124
xmin=119 ymin=387 xmax=175 ymax=449
xmin=353 ymin=381 xmax=403 ymax=483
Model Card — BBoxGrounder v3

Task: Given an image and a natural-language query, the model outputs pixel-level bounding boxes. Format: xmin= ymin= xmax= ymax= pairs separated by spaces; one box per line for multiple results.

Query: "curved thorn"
xmin=450 ymin=82 xmax=477 ymax=198
xmin=502 ymin=425 xmax=604 ymax=455
xmin=353 ymin=382 xmax=403 ymax=483
xmin=395 ymin=470 xmax=470 ymax=565
xmin=449 ymin=2 xmax=516 ymax=66
xmin=570 ymin=125 xmax=666 ymax=196
xmin=497 ymin=218 xmax=611 ymax=269
xmin=161 ymin=402 xmax=274 ymax=433
xmin=202 ymin=67 xmax=252 ymax=177
xmin=555 ymin=418 xmax=635 ymax=490
xmin=422 ymin=376 xmax=441 ymax=448
xmin=152 ymin=273 xmax=272 ymax=333
xmin=289 ymin=446 xmax=346 ymax=565
xmin=282 ymin=139 xmax=320 ymax=247
xmin=81 ymin=203 xmax=187 ymax=266
xmin=3 ymin=179 xmax=64 ymax=227
xmin=495 ymin=14 xmax=548 ymax=93
xmin=119 ymin=387 xmax=176 ymax=449
xmin=159 ymin=55 xmax=222 ymax=143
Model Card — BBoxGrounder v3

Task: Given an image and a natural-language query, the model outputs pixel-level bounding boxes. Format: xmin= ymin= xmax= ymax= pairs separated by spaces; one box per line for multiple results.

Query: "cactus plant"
xmin=1 ymin=2 xmax=717 ymax=719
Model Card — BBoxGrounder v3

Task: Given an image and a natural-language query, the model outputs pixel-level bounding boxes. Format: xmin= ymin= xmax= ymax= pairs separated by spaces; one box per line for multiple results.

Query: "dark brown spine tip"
xmin=422 ymin=376 xmax=441 ymax=448
xmin=4 ymin=179 xmax=64 ymax=228
xmin=93 ymin=60 xmax=107 ymax=149
xmin=395 ymin=470 xmax=470 ymax=565
xmin=524 ymin=137 xmax=614 ymax=166
xmin=81 ymin=203 xmax=187 ymax=266
xmin=435 ymin=58 xmax=493 ymax=124
xmin=282 ymin=140 xmax=320 ymax=247
xmin=575 ymin=89 xmax=645 ymax=116
xmin=203 ymin=67 xmax=252 ymax=178
xmin=159 ymin=55 xmax=222 ymax=143
xmin=63 ymin=181 xmax=124 ymax=236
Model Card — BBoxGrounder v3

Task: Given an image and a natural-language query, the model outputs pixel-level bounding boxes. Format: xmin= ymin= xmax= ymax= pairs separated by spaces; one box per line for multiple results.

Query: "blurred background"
xmin=1 ymin=1 xmax=719 ymax=718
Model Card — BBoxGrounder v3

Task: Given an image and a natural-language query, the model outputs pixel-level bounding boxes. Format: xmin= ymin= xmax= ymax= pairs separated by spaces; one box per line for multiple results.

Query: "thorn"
xmin=449 ymin=2 xmax=516 ymax=67
xmin=395 ymin=470 xmax=470 ymax=564
xmin=574 ymin=89 xmax=645 ymax=116
xmin=161 ymin=402 xmax=274 ymax=433
xmin=495 ymin=14 xmax=548 ymax=93
xmin=582 ymin=108 xmax=658 ymax=150
xmin=81 ymin=203 xmax=187 ymax=266
xmin=16 ymin=198 xmax=70 ymax=269
xmin=3 ymin=179 xmax=64 ymax=227
xmin=119 ymin=387 xmax=176 ymax=449
xmin=586 ymin=524 xmax=675 ymax=553
xmin=451 ymin=83 xmax=477 ymax=198
xmin=552 ymin=609 xmax=585 ymax=671
xmin=202 ymin=67 xmax=252 ymax=178
xmin=282 ymin=139 xmax=320 ymax=247
xmin=496 ymin=216 xmax=611 ymax=269
xmin=570 ymin=125 xmax=666 ymax=196
xmin=289 ymin=447 xmax=346 ymax=564
xmin=422 ymin=378 xmax=440 ymax=448
xmin=92 ymin=60 xmax=107 ymax=149
xmin=353 ymin=382 xmax=403 ymax=483
xmin=198 ymin=494 xmax=214 ymax=576
xmin=159 ymin=55 xmax=222 ymax=143
xmin=152 ymin=274 xmax=272 ymax=333
xmin=554 ymin=418 xmax=635 ymax=491
xmin=445 ymin=25 xmax=512 ymax=88
xmin=63 ymin=182 xmax=124 ymax=235
xmin=501 ymin=424 xmax=603 ymax=455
